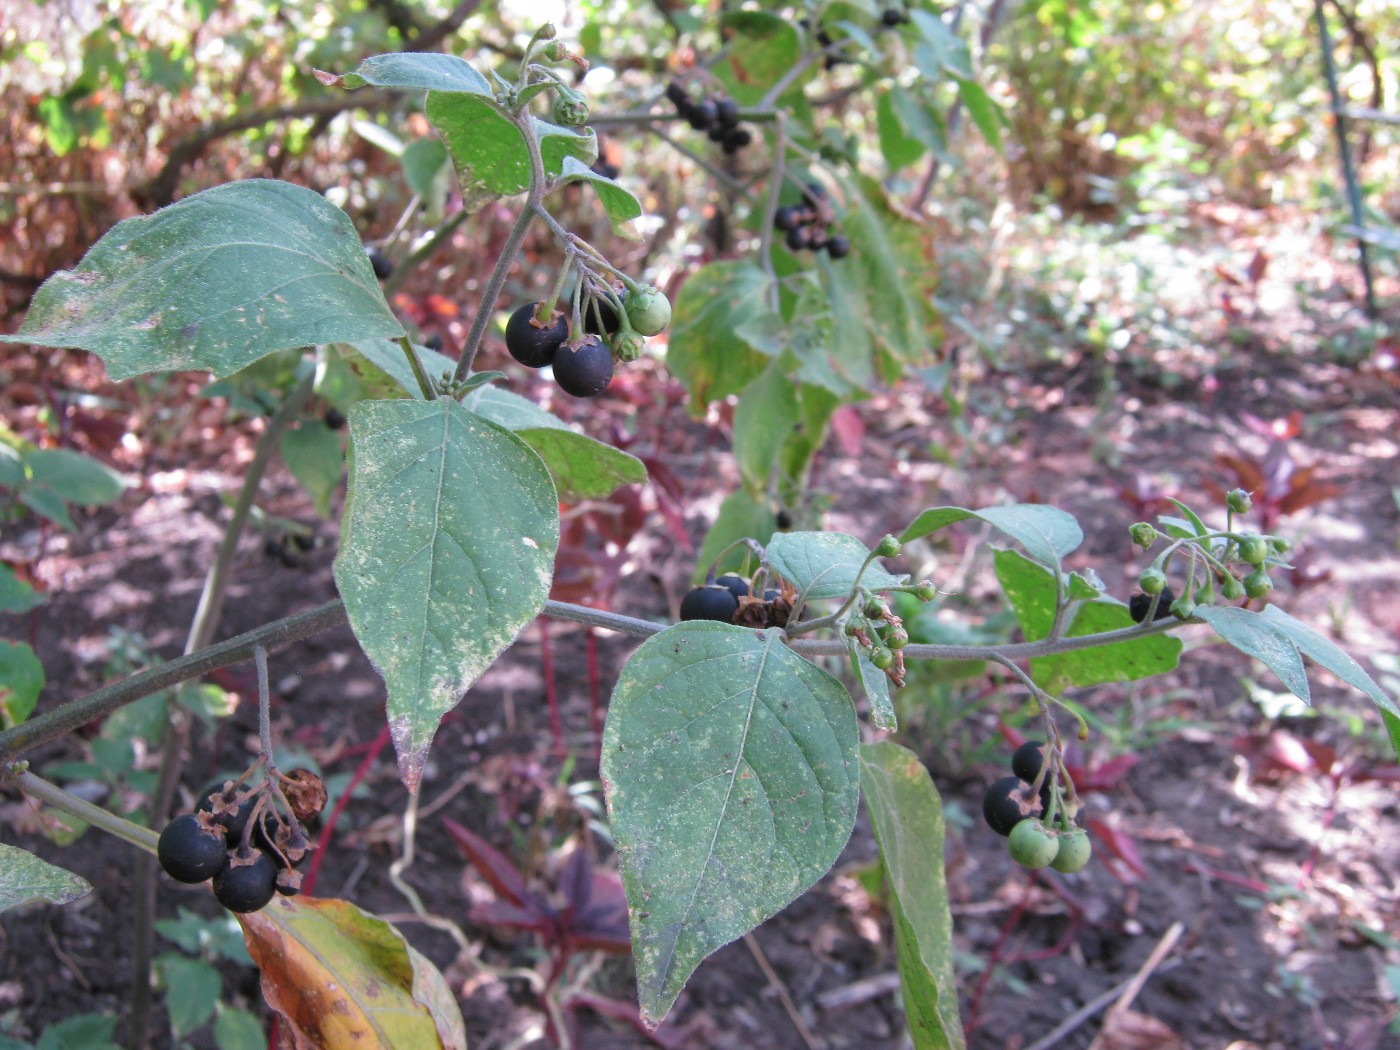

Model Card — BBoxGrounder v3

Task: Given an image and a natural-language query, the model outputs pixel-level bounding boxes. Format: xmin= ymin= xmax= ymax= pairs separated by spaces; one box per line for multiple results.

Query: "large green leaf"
xmin=335 ymin=398 xmax=558 ymax=790
xmin=765 ymin=531 xmax=908 ymax=602
xmin=344 ymin=339 xmax=457 ymax=400
xmin=902 ymin=504 xmax=1083 ymax=568
xmin=1260 ymin=606 xmax=1398 ymax=718
xmin=992 ymin=549 xmax=1181 ymax=691
xmin=280 ymin=422 xmax=343 ymax=517
xmin=859 ymin=742 xmax=965 ymax=1050
xmin=1195 ymin=605 xmax=1310 ymax=702
xmin=666 ymin=261 xmax=774 ymax=413
xmin=877 ymin=88 xmax=929 ymax=170
xmin=318 ymin=52 xmax=492 ymax=96
xmin=425 ymin=94 xmax=597 ymax=202
xmin=602 ymin=623 xmax=860 ymax=1025
xmin=23 ymin=449 xmax=127 ymax=506
xmin=556 ymin=156 xmax=642 ymax=239
xmin=10 ymin=181 xmax=404 ymax=379
xmin=464 ymin=385 xmax=646 ymax=501
xmin=0 ymin=843 xmax=91 ymax=912
xmin=732 ymin=363 xmax=799 ymax=498
xmin=0 ymin=641 xmax=44 ymax=728
xmin=718 ymin=11 xmax=809 ymax=106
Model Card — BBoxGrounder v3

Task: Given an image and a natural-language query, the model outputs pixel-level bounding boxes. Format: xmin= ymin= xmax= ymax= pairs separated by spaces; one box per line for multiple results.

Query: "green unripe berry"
xmin=1226 ymin=488 xmax=1253 ymax=514
xmin=1169 ymin=596 xmax=1196 ymax=619
xmin=623 ymin=286 xmax=672 ymax=336
xmin=1238 ymin=536 xmax=1269 ymax=566
xmin=1049 ymin=829 xmax=1092 ymax=873
xmin=1243 ymin=570 xmax=1273 ymax=599
xmin=553 ymin=91 xmax=590 ymax=127
xmin=1129 ymin=522 xmax=1157 ymax=549
xmin=864 ymin=596 xmax=889 ymax=619
xmin=1221 ymin=576 xmax=1245 ymax=601
xmin=1138 ymin=568 xmax=1167 ymax=595
xmin=609 ymin=328 xmax=647 ymax=362
xmin=1193 ymin=581 xmax=1215 ymax=606
xmin=1008 ymin=819 xmax=1060 ymax=870
xmin=881 ymin=625 xmax=909 ymax=650
xmin=1270 ymin=537 xmax=1292 ymax=555
xmin=874 ymin=535 xmax=902 ymax=558
xmin=870 ymin=646 xmax=894 ymax=670
xmin=913 ymin=580 xmax=937 ymax=602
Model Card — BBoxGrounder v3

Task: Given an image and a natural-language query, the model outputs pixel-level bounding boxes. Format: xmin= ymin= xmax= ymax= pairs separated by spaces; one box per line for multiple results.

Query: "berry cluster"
xmin=775 ymin=183 xmax=849 ymax=258
xmin=157 ymin=770 xmax=326 ymax=913
xmin=664 ymin=82 xmax=753 ymax=155
xmin=505 ymin=282 xmax=670 ymax=399
xmin=679 ymin=574 xmax=794 ymax=630
xmin=981 ymin=741 xmax=1090 ymax=873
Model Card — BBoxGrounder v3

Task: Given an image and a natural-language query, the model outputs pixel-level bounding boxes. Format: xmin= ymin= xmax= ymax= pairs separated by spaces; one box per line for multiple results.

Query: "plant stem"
xmin=455 ymin=109 xmax=549 ymax=382
xmin=398 ymin=335 xmax=438 ymax=399
xmin=13 ymin=771 xmax=160 ymax=854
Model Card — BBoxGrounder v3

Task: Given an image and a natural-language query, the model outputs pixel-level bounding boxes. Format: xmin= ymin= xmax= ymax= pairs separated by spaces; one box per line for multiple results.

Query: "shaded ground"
xmin=2 ymin=200 xmax=1399 ymax=1050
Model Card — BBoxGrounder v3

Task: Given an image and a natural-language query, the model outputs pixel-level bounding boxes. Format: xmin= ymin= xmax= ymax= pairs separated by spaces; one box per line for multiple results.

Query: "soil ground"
xmin=2 ymin=200 xmax=1399 ymax=1050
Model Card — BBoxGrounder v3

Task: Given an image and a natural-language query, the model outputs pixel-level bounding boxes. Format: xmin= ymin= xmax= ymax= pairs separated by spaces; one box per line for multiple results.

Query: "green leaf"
xmin=765 ymin=532 xmax=908 ymax=602
xmin=24 ymin=449 xmax=127 ymax=506
xmin=909 ymin=11 xmax=973 ymax=79
xmin=0 ymin=843 xmax=91 ymax=912
xmin=320 ymin=53 xmax=492 ymax=96
xmin=155 ymin=907 xmax=252 ymax=964
xmin=0 ymin=641 xmax=45 ymax=728
xmin=10 ymin=180 xmax=405 ymax=380
xmin=0 ymin=565 xmax=45 ymax=614
xmin=859 ymin=742 xmax=965 ymax=1050
xmin=556 ymin=157 xmax=642 ymax=239
xmin=901 ymin=504 xmax=1083 ymax=568
xmin=18 ymin=487 xmax=73 ymax=529
xmin=1195 ymin=606 xmax=1311 ymax=703
xmin=1165 ymin=498 xmax=1210 ymax=538
xmin=733 ymin=363 xmax=799 ymax=498
xmin=425 ymin=93 xmax=596 ymax=203
xmin=848 ymin=638 xmax=896 ymax=731
xmin=602 ymin=623 xmax=860 ymax=1025
xmin=992 ymin=550 xmax=1181 ymax=691
xmin=877 ymin=88 xmax=928 ymax=170
xmin=344 ymin=339 xmax=457 ymax=400
xmin=401 ymin=137 xmax=449 ymax=200
xmin=280 ymin=423 xmax=343 ymax=517
xmin=156 ymin=955 xmax=221 ymax=1037
xmin=1259 ymin=606 xmax=1399 ymax=717
xmin=954 ymin=78 xmax=1003 ymax=153
xmin=34 ymin=1014 xmax=120 ymax=1050
xmin=213 ymin=1006 xmax=265 ymax=1050
xmin=693 ymin=490 xmax=778 ymax=585
xmin=719 ymin=11 xmax=807 ymax=106
xmin=463 ymin=385 xmax=646 ymax=501
xmin=667 ymin=261 xmax=774 ymax=413
xmin=334 ymin=398 xmax=558 ymax=791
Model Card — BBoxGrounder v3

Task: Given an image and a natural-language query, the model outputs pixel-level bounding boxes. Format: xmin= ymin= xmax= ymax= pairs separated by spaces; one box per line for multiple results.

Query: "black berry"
xmin=786 ymin=226 xmax=812 ymax=252
xmin=882 ymin=8 xmax=907 ymax=25
xmin=680 ymin=585 xmax=739 ymax=623
xmin=583 ymin=294 xmax=621 ymax=336
xmin=721 ymin=127 xmax=752 ymax=154
xmin=687 ymin=99 xmax=718 ymax=131
xmin=506 ymin=302 xmax=569 ymax=368
xmin=213 ymin=850 xmax=280 ymax=913
xmin=197 ymin=784 xmax=258 ymax=845
xmin=982 ymin=776 xmax=1037 ymax=837
xmin=1011 ymin=741 xmax=1045 ymax=784
xmin=158 ymin=814 xmax=229 ymax=884
xmin=365 ymin=246 xmax=392 ymax=281
xmin=1129 ymin=585 xmax=1176 ymax=623
xmin=423 ymin=333 xmax=444 ymax=352
xmin=323 ymin=408 xmax=346 ymax=430
xmin=715 ymin=98 xmax=740 ymax=127
xmin=775 ymin=205 xmax=804 ymax=232
xmin=715 ymin=574 xmax=751 ymax=600
xmin=552 ymin=336 xmax=613 ymax=398
xmin=665 ymin=81 xmax=689 ymax=107
xmin=824 ymin=235 xmax=851 ymax=259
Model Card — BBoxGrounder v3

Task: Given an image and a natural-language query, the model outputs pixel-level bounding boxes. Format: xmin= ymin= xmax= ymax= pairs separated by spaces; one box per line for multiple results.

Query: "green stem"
xmin=14 ymin=771 xmax=161 ymax=854
xmin=455 ymin=108 xmax=549 ymax=382
xmin=398 ymin=335 xmax=438 ymax=400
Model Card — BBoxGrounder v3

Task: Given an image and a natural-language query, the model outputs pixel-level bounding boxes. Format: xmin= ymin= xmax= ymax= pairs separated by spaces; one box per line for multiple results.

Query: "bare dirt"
xmin=2 ymin=203 xmax=1399 ymax=1050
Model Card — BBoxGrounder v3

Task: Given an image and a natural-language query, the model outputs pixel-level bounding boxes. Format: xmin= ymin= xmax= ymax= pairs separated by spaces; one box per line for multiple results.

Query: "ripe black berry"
xmin=552 ymin=336 xmax=613 ymax=398
xmin=158 ymin=814 xmax=228 ymax=884
xmin=824 ymin=235 xmax=851 ymax=260
xmin=715 ymin=574 xmax=751 ymax=600
xmin=323 ymin=407 xmax=346 ymax=430
xmin=197 ymin=785 xmax=258 ymax=845
xmin=786 ymin=226 xmax=812 ymax=252
xmin=982 ymin=776 xmax=1043 ymax=837
xmin=688 ymin=99 xmax=718 ymax=131
xmin=775 ymin=205 xmax=804 ymax=232
xmin=1011 ymin=741 xmax=1045 ymax=784
xmin=715 ymin=98 xmax=740 ymax=127
xmin=365 ymin=246 xmax=392 ymax=281
xmin=213 ymin=850 xmax=280 ymax=913
xmin=423 ymin=333 xmax=444 ymax=352
xmin=882 ymin=8 xmax=908 ymax=25
xmin=721 ymin=127 xmax=752 ymax=154
xmin=680 ymin=585 xmax=739 ymax=623
xmin=1129 ymin=585 xmax=1176 ymax=623
xmin=506 ymin=302 xmax=569 ymax=368
xmin=665 ymin=81 xmax=689 ymax=107
xmin=583 ymin=294 xmax=621 ymax=336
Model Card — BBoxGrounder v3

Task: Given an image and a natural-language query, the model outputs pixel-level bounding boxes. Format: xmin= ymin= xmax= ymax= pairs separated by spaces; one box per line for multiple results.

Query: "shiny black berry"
xmin=982 ymin=776 xmax=1036 ymax=837
xmin=882 ymin=8 xmax=907 ymax=25
xmin=365 ymin=246 xmax=392 ymax=281
xmin=1012 ymin=741 xmax=1045 ymax=784
xmin=786 ymin=226 xmax=812 ymax=252
xmin=323 ymin=408 xmax=346 ymax=430
xmin=1129 ymin=585 xmax=1176 ymax=623
xmin=775 ymin=205 xmax=805 ymax=231
xmin=824 ymin=235 xmax=851 ymax=260
xmin=213 ymin=850 xmax=279 ymax=913
xmin=583 ymin=294 xmax=621 ymax=336
xmin=552 ymin=336 xmax=613 ymax=398
xmin=423 ymin=333 xmax=444 ymax=352
xmin=721 ymin=127 xmax=752 ymax=154
xmin=688 ymin=99 xmax=718 ymax=131
xmin=506 ymin=302 xmax=569 ymax=368
xmin=715 ymin=574 xmax=751 ymax=600
xmin=158 ymin=814 xmax=228 ymax=884
xmin=197 ymin=785 xmax=258 ymax=845
xmin=715 ymin=98 xmax=740 ymax=126
xmin=665 ymin=81 xmax=689 ymax=107
xmin=680 ymin=585 xmax=739 ymax=623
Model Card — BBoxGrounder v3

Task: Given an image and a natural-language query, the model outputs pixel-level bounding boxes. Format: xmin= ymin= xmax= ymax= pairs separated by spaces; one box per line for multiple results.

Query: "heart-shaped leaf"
xmin=602 ymin=623 xmax=859 ymax=1025
xmin=765 ymin=531 xmax=908 ymax=601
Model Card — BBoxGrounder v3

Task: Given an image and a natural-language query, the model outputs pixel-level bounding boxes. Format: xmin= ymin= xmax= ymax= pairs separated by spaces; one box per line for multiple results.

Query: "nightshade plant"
xmin=2 ymin=15 xmax=1398 ymax=1050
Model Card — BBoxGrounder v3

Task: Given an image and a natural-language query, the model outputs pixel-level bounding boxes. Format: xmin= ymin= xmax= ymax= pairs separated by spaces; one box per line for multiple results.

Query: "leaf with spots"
xmin=238 ymin=896 xmax=466 ymax=1049
xmin=0 ymin=843 xmax=91 ymax=913
xmin=765 ymin=531 xmax=908 ymax=602
xmin=601 ymin=623 xmax=860 ymax=1026
xmin=8 ymin=180 xmax=404 ymax=380
xmin=334 ymin=398 xmax=558 ymax=791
